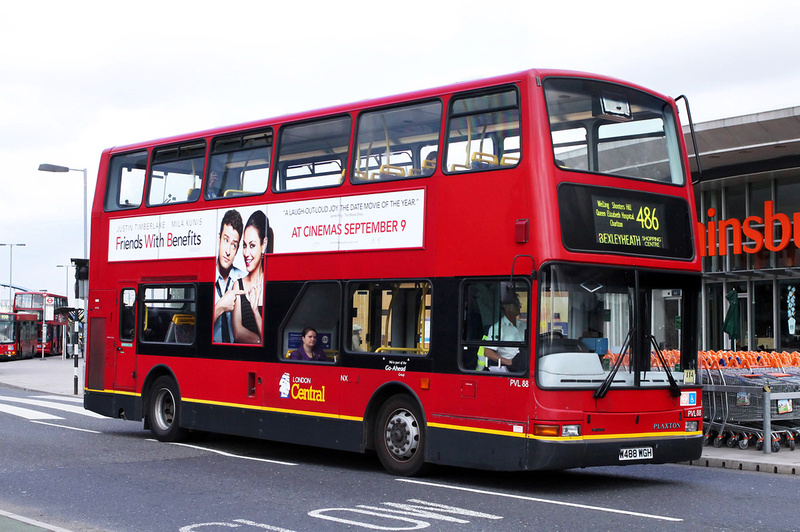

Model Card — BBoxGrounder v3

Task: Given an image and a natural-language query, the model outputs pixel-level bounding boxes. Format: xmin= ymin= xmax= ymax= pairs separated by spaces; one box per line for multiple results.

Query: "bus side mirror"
xmin=500 ymin=282 xmax=517 ymax=305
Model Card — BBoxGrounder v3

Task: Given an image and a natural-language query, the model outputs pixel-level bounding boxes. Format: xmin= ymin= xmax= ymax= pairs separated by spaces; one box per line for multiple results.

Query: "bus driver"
xmin=479 ymin=291 xmax=525 ymax=372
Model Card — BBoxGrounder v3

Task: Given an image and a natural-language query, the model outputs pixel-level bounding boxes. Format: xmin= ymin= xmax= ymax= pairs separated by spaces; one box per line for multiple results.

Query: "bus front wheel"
xmin=375 ymin=394 xmax=427 ymax=476
xmin=148 ymin=376 xmax=188 ymax=442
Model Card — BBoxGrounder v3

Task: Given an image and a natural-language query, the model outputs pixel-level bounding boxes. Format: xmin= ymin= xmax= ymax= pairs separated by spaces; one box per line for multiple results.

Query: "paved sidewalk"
xmin=1 ymin=356 xmax=799 ymax=476
xmin=0 ymin=356 xmax=82 ymax=397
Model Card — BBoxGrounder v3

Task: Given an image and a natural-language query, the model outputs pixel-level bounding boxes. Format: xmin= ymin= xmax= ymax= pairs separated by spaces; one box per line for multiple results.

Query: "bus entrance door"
xmin=113 ymin=288 xmax=137 ymax=392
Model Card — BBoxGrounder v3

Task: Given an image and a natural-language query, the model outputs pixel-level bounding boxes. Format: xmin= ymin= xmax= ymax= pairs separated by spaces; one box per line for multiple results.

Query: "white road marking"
xmin=397 ymin=478 xmax=683 ymax=522
xmin=34 ymin=394 xmax=84 ymax=404
xmin=0 ymin=509 xmax=75 ymax=532
xmin=0 ymin=402 xmax=63 ymax=420
xmin=0 ymin=396 xmax=105 ymax=418
xmin=30 ymin=420 xmax=102 ymax=433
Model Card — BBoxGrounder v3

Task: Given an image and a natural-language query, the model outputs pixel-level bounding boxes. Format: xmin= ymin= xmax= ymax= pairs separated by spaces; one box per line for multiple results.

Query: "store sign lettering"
xmin=698 ymin=200 xmax=800 ymax=257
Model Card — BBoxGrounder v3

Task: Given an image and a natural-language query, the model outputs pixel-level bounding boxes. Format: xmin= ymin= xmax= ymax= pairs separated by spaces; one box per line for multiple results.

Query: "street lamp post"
xmin=37 ymin=164 xmax=88 ymax=260
xmin=0 ymin=243 xmax=25 ymax=309
xmin=40 ymin=164 xmax=88 ymax=395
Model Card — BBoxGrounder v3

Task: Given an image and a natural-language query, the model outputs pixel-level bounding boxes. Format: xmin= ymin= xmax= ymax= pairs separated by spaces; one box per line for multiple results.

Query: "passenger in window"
xmin=207 ymin=170 xmax=223 ymax=199
xmin=289 ymin=327 xmax=328 ymax=361
xmin=423 ymin=151 xmax=438 ymax=171
xmin=232 ymin=210 xmax=268 ymax=344
xmin=351 ymin=324 xmax=364 ymax=351
xmin=479 ymin=292 xmax=525 ymax=372
xmin=213 ymin=209 xmax=245 ymax=343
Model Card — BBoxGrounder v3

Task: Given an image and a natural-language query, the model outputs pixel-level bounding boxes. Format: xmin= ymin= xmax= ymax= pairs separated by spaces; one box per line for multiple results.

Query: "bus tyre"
xmin=148 ymin=376 xmax=188 ymax=442
xmin=375 ymin=395 xmax=427 ymax=476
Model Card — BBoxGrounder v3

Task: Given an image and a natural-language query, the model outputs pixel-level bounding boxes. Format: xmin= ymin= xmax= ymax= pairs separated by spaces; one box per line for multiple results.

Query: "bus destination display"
xmin=593 ymin=194 xmax=667 ymax=251
xmin=558 ymin=184 xmax=693 ymax=259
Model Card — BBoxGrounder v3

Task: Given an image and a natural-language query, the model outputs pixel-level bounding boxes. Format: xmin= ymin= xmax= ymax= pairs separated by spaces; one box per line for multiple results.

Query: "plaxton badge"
xmin=653 ymin=422 xmax=681 ymax=430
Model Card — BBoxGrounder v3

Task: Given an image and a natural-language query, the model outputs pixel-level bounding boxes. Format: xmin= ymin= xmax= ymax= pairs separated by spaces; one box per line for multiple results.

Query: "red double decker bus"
xmin=0 ymin=312 xmax=37 ymax=360
xmin=13 ymin=291 xmax=68 ymax=356
xmin=85 ymin=68 xmax=702 ymax=474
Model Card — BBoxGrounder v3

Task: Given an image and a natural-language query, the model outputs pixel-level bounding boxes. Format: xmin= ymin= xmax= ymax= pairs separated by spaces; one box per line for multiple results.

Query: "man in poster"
xmin=213 ymin=209 xmax=245 ymax=343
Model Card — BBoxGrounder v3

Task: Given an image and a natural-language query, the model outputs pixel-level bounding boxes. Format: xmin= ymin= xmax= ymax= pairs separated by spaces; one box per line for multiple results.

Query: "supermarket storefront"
xmin=693 ymin=106 xmax=800 ymax=351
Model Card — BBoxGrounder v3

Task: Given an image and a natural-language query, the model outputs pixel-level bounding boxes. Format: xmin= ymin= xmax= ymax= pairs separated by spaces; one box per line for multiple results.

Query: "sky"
xmin=1 ymin=0 xmax=799 ymax=308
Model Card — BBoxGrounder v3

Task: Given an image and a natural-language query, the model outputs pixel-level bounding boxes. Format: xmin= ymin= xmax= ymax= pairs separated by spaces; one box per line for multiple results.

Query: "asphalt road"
xmin=1 ymin=383 xmax=798 ymax=531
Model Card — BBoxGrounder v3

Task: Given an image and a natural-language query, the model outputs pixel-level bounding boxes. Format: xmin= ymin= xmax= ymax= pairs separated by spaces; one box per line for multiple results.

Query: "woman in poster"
xmin=232 ymin=210 xmax=267 ymax=344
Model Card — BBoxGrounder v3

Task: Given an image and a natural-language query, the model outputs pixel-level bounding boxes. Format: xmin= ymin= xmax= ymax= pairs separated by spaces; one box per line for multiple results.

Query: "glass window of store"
xmin=725 ymin=184 xmax=746 ymax=271
xmin=752 ymin=280 xmax=775 ymax=351
xmin=703 ymin=189 xmax=723 ymax=273
xmin=749 ymin=181 xmax=772 ymax=270
xmin=775 ymin=175 xmax=800 ymax=268
xmin=706 ymin=283 xmax=724 ymax=349
xmin=779 ymin=280 xmax=800 ymax=350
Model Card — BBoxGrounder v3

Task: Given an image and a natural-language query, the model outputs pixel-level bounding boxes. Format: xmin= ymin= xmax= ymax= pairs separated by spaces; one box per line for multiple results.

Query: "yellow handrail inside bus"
xmin=370 ymin=164 xmax=405 ymax=180
xmin=380 ymin=283 xmax=429 ymax=356
xmin=416 ymin=283 xmax=428 ymax=354
xmin=284 ymin=349 xmax=338 ymax=362
xmin=472 ymin=152 xmax=498 ymax=166
xmin=223 ymin=189 xmax=253 ymax=197
xmin=171 ymin=313 xmax=195 ymax=325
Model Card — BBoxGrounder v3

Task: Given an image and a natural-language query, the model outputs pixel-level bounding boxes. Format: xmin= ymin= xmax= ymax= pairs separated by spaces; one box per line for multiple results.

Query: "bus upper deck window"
xmin=105 ymin=151 xmax=148 ymax=211
xmin=353 ymin=101 xmax=442 ymax=183
xmin=147 ymin=142 xmax=207 ymax=207
xmin=207 ymin=129 xmax=272 ymax=200
xmin=274 ymin=116 xmax=351 ymax=192
xmin=445 ymin=87 xmax=520 ymax=174
xmin=544 ymin=77 xmax=686 ymax=185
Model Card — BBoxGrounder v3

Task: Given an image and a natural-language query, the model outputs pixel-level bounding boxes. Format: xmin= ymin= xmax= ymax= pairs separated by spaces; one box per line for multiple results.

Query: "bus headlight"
xmin=561 ymin=425 xmax=581 ymax=437
xmin=685 ymin=421 xmax=699 ymax=432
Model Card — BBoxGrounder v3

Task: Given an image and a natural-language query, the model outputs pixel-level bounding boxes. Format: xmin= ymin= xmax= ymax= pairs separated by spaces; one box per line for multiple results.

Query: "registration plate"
xmin=619 ymin=447 xmax=653 ymax=461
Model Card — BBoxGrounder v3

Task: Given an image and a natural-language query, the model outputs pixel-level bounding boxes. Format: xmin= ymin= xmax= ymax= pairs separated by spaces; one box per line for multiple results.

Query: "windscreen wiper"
xmin=594 ymin=329 xmax=633 ymax=399
xmin=648 ymin=334 xmax=682 ymax=398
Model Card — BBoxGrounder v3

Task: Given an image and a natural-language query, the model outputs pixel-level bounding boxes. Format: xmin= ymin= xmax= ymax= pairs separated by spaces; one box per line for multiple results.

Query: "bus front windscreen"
xmin=536 ymin=263 xmax=699 ymax=390
xmin=544 ymin=78 xmax=686 ymax=185
xmin=0 ymin=319 xmax=13 ymax=343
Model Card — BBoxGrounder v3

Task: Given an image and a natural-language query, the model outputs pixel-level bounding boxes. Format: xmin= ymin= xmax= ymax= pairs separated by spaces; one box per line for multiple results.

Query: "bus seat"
xmin=369 ymin=164 xmax=406 ymax=180
xmin=165 ymin=313 xmax=195 ymax=344
xmin=353 ymin=170 xmax=368 ymax=181
xmin=284 ymin=349 xmax=338 ymax=362
xmin=471 ymin=152 xmax=498 ymax=169
xmin=223 ymin=189 xmax=251 ymax=197
xmin=187 ymin=188 xmax=201 ymax=201
xmin=500 ymin=156 xmax=519 ymax=166
xmin=450 ymin=163 xmax=470 ymax=172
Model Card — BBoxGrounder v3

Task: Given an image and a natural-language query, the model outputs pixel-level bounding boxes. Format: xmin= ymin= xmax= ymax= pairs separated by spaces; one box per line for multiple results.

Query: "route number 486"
xmin=636 ymin=206 xmax=659 ymax=230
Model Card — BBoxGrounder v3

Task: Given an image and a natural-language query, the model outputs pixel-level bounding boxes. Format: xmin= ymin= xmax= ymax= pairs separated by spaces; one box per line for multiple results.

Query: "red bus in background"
xmin=85 ymin=68 xmax=703 ymax=475
xmin=0 ymin=312 xmax=37 ymax=360
xmin=13 ymin=291 xmax=68 ymax=357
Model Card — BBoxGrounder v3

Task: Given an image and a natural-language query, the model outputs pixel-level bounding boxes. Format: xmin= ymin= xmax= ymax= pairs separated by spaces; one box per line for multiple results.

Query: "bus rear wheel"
xmin=148 ymin=376 xmax=188 ymax=442
xmin=375 ymin=394 xmax=427 ymax=476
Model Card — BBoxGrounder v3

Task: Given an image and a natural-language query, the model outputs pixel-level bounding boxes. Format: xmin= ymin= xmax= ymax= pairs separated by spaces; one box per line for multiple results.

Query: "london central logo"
xmin=278 ymin=372 xmax=327 ymax=402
